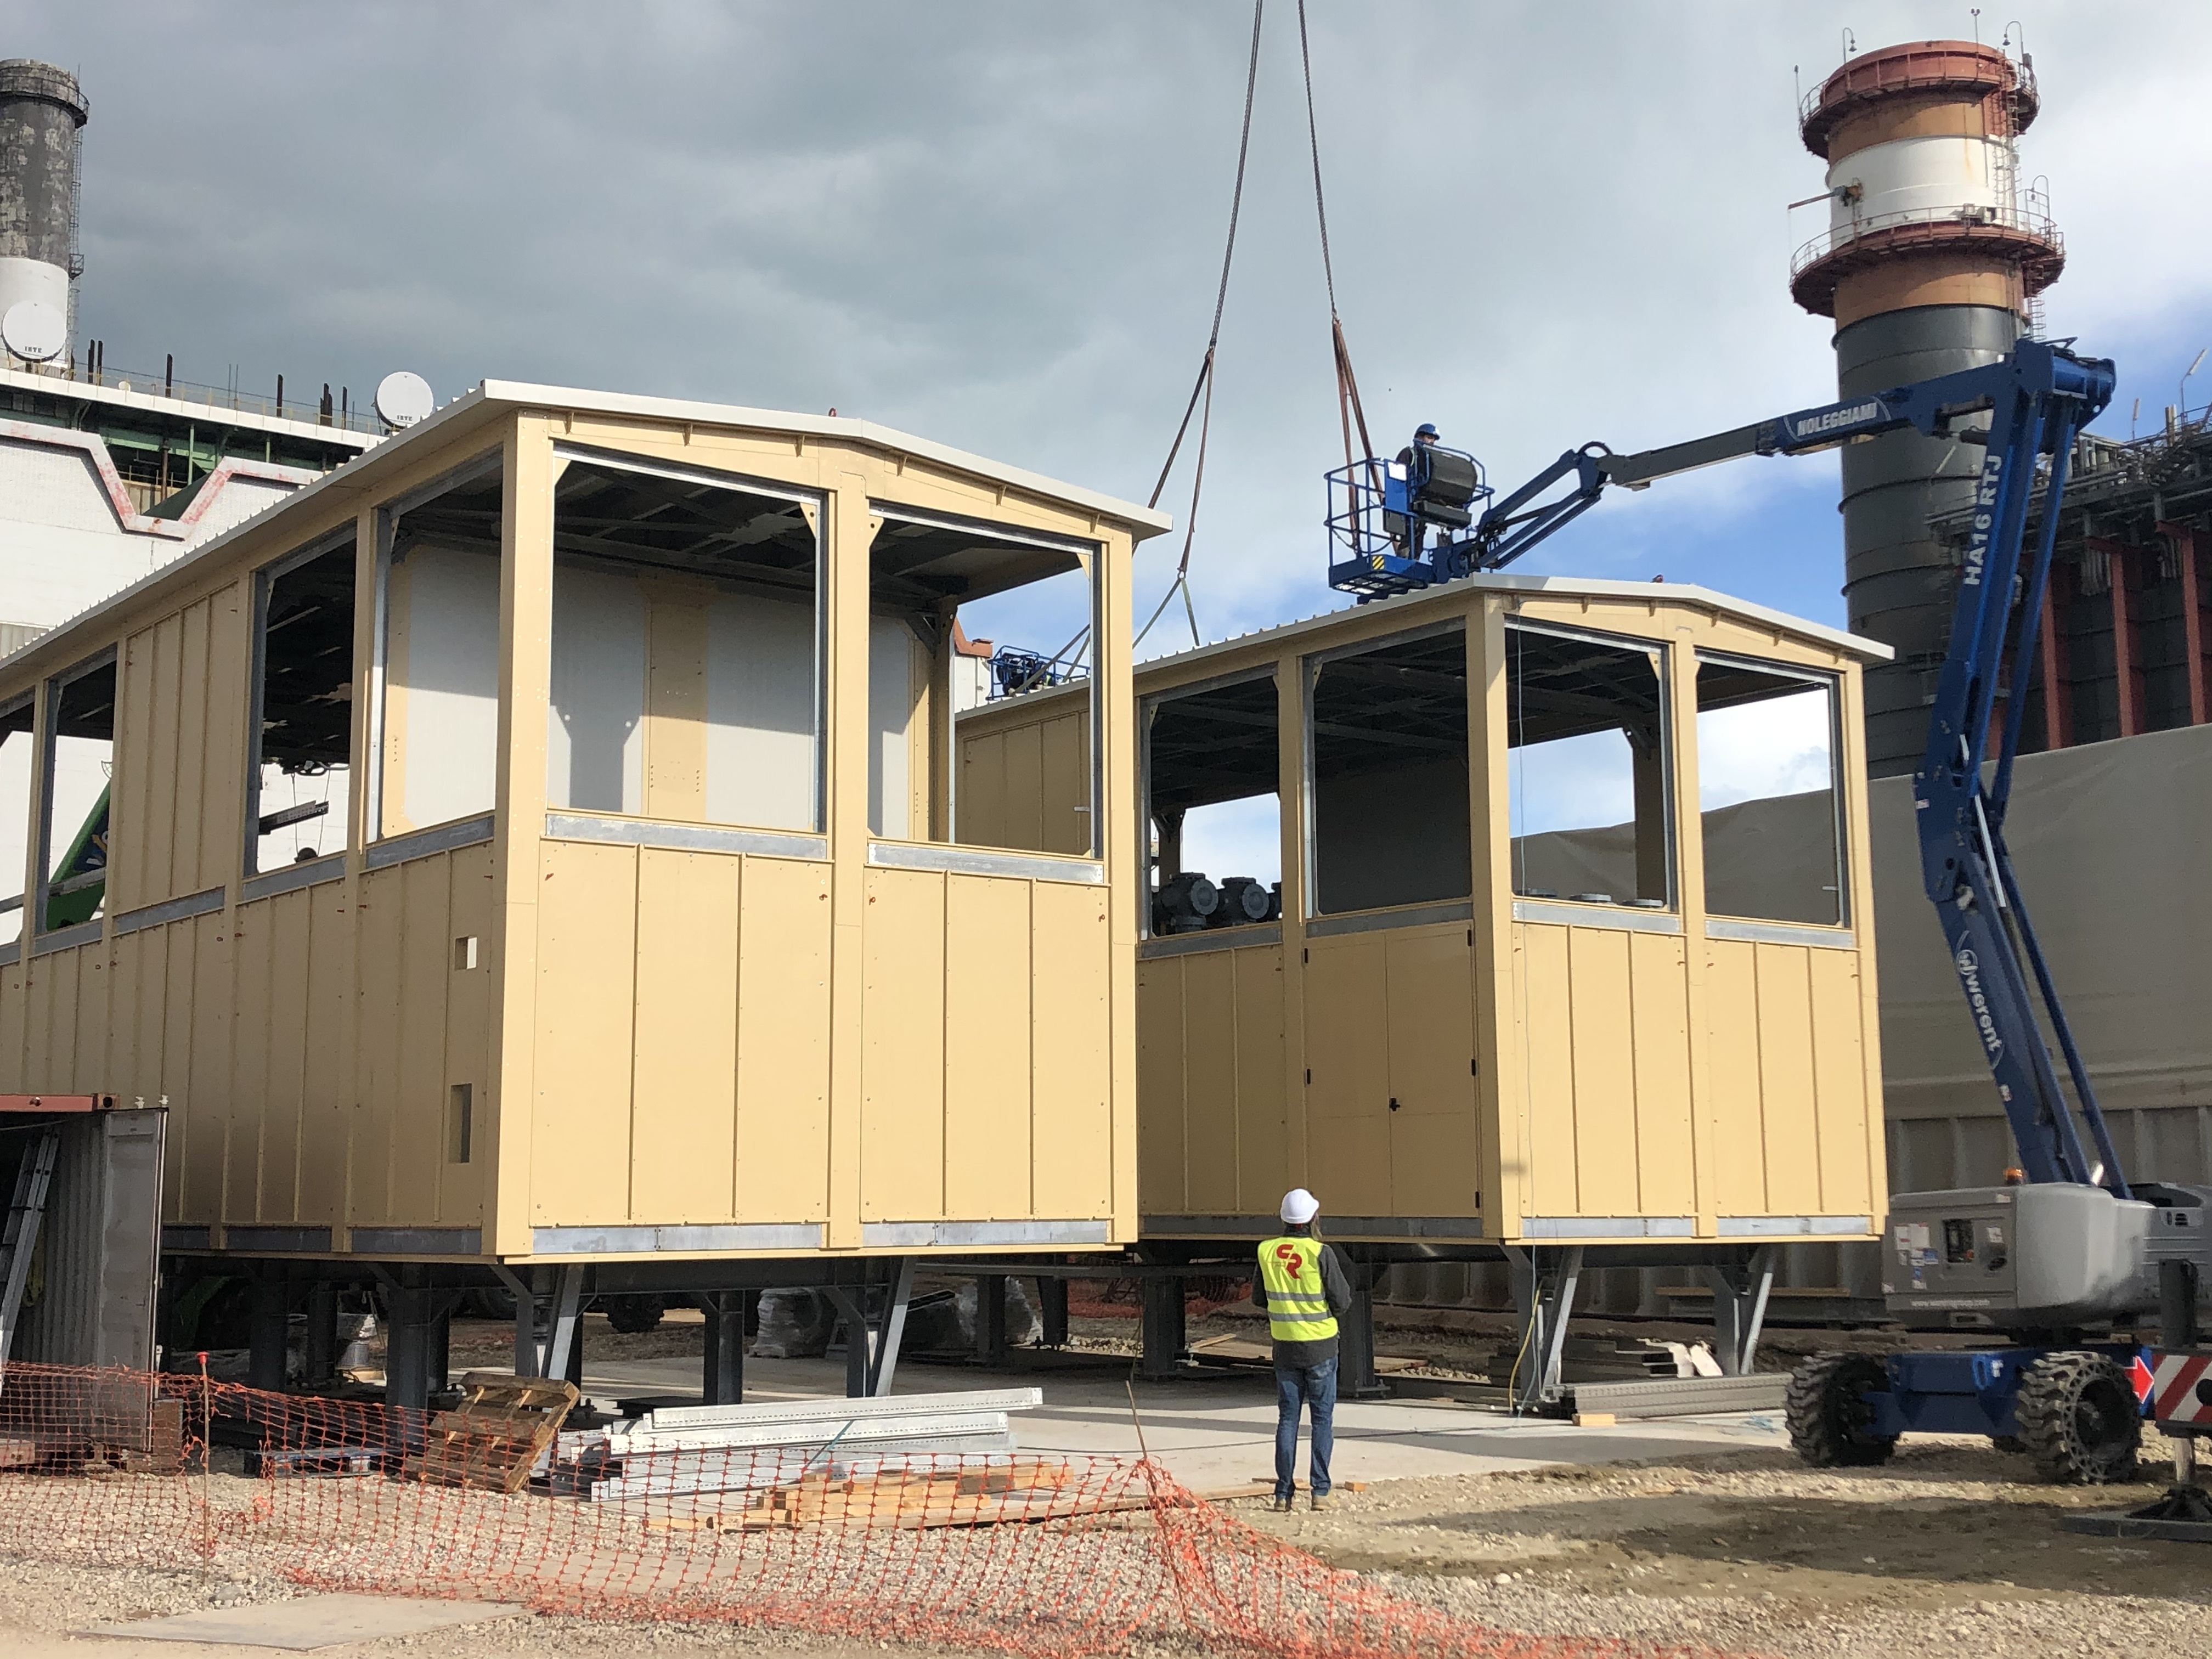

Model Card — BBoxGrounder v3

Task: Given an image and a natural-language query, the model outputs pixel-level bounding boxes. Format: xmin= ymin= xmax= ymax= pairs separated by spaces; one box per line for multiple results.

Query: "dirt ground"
xmin=44 ymin=1301 xmax=2198 ymax=1657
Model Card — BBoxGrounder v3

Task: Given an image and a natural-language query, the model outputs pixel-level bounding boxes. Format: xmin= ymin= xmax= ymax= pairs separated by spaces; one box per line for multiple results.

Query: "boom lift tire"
xmin=2015 ymin=1351 xmax=2143 ymax=1485
xmin=1785 ymin=1353 xmax=1897 ymax=1467
xmin=600 ymin=1293 xmax=667 ymax=1335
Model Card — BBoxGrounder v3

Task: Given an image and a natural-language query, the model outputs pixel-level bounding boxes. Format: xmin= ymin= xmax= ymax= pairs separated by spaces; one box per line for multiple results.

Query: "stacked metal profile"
xmin=555 ymin=1387 xmax=1044 ymax=1503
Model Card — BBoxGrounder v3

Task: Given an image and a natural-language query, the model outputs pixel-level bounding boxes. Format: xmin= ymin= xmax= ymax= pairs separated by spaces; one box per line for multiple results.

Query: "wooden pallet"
xmin=643 ymin=1460 xmax=1131 ymax=1532
xmin=400 ymin=1371 xmax=579 ymax=1493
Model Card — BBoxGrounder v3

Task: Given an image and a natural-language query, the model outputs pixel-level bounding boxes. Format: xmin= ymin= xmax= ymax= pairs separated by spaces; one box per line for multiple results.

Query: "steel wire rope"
xmin=1296 ymin=0 xmax=1377 ymax=483
xmin=1131 ymin=0 xmax=1266 ymax=657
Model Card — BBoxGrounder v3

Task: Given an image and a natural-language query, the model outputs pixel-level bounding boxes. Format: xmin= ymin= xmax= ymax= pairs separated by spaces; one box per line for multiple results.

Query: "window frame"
xmin=243 ymin=526 xmax=359 ymax=878
xmin=1503 ymin=617 xmax=1678 ymax=914
xmin=0 ymin=690 xmax=36 ymax=939
xmin=1691 ymin=649 xmax=1848 ymax=929
xmin=549 ymin=443 xmax=829 ymax=836
xmin=1138 ymin=663 xmax=1280 ymax=940
xmin=1300 ymin=617 xmax=1470 ymax=922
xmin=35 ymin=646 xmax=120 ymax=938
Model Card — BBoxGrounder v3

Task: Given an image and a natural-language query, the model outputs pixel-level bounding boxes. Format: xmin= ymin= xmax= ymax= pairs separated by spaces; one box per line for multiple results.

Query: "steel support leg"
xmin=303 ymin=1282 xmax=337 ymax=1386
xmin=1503 ymin=1245 xmax=1583 ymax=1409
xmin=1039 ymin=1275 xmax=1069 ymax=1348
xmin=385 ymin=1281 xmax=433 ymax=1411
xmin=872 ymin=1259 xmax=913 ymax=1396
xmin=507 ymin=1265 xmax=585 ymax=1382
xmin=1139 ymin=1274 xmax=1186 ymax=1380
xmin=702 ymin=1291 xmax=745 ymax=1406
xmin=828 ymin=1258 xmax=915 ymax=1399
xmin=428 ymin=1298 xmax=452 ymax=1393
xmin=975 ymin=1273 xmax=1009 ymax=1368
xmin=1703 ymin=1246 xmax=1777 ymax=1377
xmin=1340 ymin=1259 xmax=1385 ymax=1399
xmin=249 ymin=1278 xmax=289 ymax=1392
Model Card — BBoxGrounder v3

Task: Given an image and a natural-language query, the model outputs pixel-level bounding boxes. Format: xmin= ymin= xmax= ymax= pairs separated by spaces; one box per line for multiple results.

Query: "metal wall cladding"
xmin=12 ymin=1109 xmax=163 ymax=1367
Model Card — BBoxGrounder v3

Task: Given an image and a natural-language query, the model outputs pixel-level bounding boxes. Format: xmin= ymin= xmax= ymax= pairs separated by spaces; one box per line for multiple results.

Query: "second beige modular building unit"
xmin=0 ymin=385 xmax=1164 ymax=1263
xmin=960 ymin=575 xmax=1894 ymax=1249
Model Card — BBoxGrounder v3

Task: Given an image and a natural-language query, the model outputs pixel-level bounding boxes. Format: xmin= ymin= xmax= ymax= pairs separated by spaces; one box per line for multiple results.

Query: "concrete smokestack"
xmin=0 ymin=59 xmax=88 ymax=367
xmin=1792 ymin=41 xmax=2061 ymax=776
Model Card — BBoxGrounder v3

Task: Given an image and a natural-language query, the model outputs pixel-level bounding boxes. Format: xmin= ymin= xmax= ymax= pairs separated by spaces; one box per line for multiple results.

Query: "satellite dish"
xmin=374 ymin=370 xmax=435 ymax=430
xmin=1 ymin=300 xmax=67 ymax=364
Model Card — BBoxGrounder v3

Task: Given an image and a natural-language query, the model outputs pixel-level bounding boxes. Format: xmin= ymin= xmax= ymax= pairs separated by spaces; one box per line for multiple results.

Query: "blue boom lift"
xmin=1328 ymin=338 xmax=2212 ymax=1484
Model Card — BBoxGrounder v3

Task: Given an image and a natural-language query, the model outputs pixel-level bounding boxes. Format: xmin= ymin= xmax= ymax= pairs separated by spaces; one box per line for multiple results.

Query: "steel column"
xmin=1038 ymin=1275 xmax=1069 ymax=1348
xmin=248 ymin=1279 xmax=289 ymax=1392
xmin=1340 ymin=1259 xmax=1385 ymax=1399
xmin=702 ymin=1291 xmax=745 ymax=1406
xmin=2038 ymin=575 xmax=2072 ymax=749
xmin=1702 ymin=1246 xmax=1778 ymax=1376
xmin=1503 ymin=1245 xmax=1583 ymax=1409
xmin=302 ymin=1282 xmax=338 ymax=1386
xmin=2090 ymin=537 xmax=2144 ymax=736
xmin=2160 ymin=520 xmax=2209 ymax=725
xmin=1139 ymin=1274 xmax=1187 ymax=1380
xmin=974 ymin=1274 xmax=1009 ymax=1368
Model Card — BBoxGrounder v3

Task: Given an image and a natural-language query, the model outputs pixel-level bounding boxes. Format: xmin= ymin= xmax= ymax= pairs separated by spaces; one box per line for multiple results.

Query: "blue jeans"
xmin=1274 ymin=1358 xmax=1336 ymax=1500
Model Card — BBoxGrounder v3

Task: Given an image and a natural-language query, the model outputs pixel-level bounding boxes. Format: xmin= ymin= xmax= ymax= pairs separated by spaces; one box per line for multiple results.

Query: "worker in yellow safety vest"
xmin=1254 ymin=1187 xmax=1352 ymax=1512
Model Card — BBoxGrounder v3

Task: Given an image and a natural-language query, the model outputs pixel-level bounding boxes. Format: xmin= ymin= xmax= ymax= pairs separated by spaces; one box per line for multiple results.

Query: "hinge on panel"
xmin=1302 ymin=947 xmax=1308 ymax=963
xmin=1305 ymin=1068 xmax=1312 ymax=1085
xmin=1467 ymin=929 xmax=1473 ymax=945
xmin=1471 ymin=1057 xmax=1478 ymax=1075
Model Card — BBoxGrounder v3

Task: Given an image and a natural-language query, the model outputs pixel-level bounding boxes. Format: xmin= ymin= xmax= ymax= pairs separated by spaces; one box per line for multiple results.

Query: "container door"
xmin=1301 ymin=933 xmax=1391 ymax=1216
xmin=1383 ymin=925 xmax=1479 ymax=1217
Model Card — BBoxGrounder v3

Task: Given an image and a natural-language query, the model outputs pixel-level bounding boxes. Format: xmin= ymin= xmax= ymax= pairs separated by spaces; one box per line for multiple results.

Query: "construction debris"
xmin=399 ymin=1370 xmax=579 ymax=1493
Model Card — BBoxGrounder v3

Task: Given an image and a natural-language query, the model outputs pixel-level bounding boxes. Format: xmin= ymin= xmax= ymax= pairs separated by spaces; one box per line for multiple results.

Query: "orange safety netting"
xmin=0 ymin=1361 xmax=1733 ymax=1659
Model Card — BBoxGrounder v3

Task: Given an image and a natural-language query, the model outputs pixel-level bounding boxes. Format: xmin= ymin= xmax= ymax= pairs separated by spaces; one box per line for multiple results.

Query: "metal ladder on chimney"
xmin=0 ymin=1125 xmax=61 ymax=1381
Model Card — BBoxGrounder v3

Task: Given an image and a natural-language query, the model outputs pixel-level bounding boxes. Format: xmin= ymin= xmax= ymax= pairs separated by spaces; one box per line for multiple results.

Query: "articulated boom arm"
xmin=1327 ymin=340 xmax=2120 ymax=1190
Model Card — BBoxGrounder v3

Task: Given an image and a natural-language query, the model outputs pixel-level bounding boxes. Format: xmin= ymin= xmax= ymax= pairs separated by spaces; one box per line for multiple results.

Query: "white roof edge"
xmin=1103 ymin=571 xmax=1889 ymax=686
xmin=0 ymin=363 xmax=382 ymax=450
xmin=479 ymin=380 xmax=1173 ymax=536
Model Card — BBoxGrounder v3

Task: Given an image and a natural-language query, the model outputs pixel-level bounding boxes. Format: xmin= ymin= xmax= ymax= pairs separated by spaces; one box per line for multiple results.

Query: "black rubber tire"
xmin=1786 ymin=1352 xmax=1897 ymax=1467
xmin=600 ymin=1293 xmax=667 ymax=1335
xmin=1990 ymin=1434 xmax=2026 ymax=1454
xmin=2015 ymin=1351 xmax=2143 ymax=1485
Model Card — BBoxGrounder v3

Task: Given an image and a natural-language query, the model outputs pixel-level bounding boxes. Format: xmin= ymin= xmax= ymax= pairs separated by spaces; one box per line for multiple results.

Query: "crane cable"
xmin=1296 ymin=0 xmax=1375 ymax=482
xmin=1133 ymin=0 xmax=1266 ymax=653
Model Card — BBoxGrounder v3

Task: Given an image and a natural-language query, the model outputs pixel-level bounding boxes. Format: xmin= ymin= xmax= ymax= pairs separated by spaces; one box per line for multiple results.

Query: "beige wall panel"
xmin=1384 ymin=926 xmax=1479 ymax=1217
xmin=531 ymin=838 xmax=639 ymax=1226
xmin=298 ymin=880 xmax=352 ymax=1227
xmin=396 ymin=857 xmax=455 ymax=1224
xmin=859 ymin=865 xmax=946 ymax=1221
xmin=1753 ymin=944 xmax=1822 ymax=1214
xmin=1517 ymin=924 xmax=1579 ymax=1217
xmin=114 ymin=627 xmax=156 ymax=915
xmin=1566 ymin=928 xmax=1639 ymax=1217
xmin=1179 ymin=951 xmax=1240 ymax=1214
xmin=944 ymin=874 xmax=1032 ymax=1217
xmin=20 ymin=946 xmax=58 ymax=1088
xmin=258 ymin=889 xmax=313 ymax=1224
xmin=1809 ymin=948 xmax=1874 ymax=1214
xmin=1232 ymin=946 xmax=1288 ymax=1212
xmin=199 ymin=583 xmax=250 ymax=894
xmin=735 ymin=856 xmax=832 ymax=1222
xmin=631 ymin=848 xmax=741 ymax=1222
xmin=1627 ymin=932 xmax=1696 ymax=1214
xmin=1703 ymin=939 xmax=1768 ymax=1212
xmin=76 ymin=950 xmax=111 ymax=1094
xmin=0 ymin=957 xmax=22 ymax=1093
xmin=353 ymin=865 xmax=407 ymax=1226
xmin=44 ymin=949 xmax=81 ymax=1089
xmin=227 ymin=911 xmax=272 ymax=1220
xmin=439 ymin=844 xmax=493 ymax=1228
xmin=1303 ymin=933 xmax=1390 ymax=1216
xmin=142 ymin=616 xmax=182 ymax=904
xmin=184 ymin=914 xmax=233 ymax=1224
xmin=1003 ymin=723 xmax=1045 ymax=853
xmin=644 ymin=596 xmax=710 ymax=821
xmin=1031 ymin=880 xmax=1113 ymax=1219
xmin=1039 ymin=712 xmax=1088 ymax=855
xmin=104 ymin=929 xmax=146 ymax=1107
xmin=172 ymin=600 xmax=211 ymax=898
xmin=958 ymin=731 xmax=1008 ymax=850
xmin=1136 ymin=960 xmax=1187 ymax=1212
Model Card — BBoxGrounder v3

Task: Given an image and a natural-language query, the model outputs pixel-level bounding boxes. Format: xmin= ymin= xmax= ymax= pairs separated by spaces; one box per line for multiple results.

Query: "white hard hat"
xmin=1279 ymin=1188 xmax=1319 ymax=1226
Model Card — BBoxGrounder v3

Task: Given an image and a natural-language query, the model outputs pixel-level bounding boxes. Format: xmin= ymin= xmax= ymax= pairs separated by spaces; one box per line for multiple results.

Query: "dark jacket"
xmin=1252 ymin=1231 xmax=1353 ymax=1368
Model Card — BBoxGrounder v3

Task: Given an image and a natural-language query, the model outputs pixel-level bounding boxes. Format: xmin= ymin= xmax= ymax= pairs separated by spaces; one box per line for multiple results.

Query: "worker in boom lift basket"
xmin=1385 ymin=423 xmax=1441 ymax=557
xmin=1256 ymin=1188 xmax=1354 ymax=1511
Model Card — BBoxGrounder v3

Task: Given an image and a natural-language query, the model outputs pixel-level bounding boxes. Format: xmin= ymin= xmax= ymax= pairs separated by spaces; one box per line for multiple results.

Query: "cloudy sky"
xmin=13 ymin=2 xmax=2207 ymax=653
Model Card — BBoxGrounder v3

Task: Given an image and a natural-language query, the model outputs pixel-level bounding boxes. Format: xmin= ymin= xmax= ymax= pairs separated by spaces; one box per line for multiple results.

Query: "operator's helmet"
xmin=1414 ymin=422 xmax=1439 ymax=442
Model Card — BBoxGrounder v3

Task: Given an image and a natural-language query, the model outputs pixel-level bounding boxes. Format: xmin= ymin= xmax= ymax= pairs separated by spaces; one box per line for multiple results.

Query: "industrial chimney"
xmin=0 ymin=59 xmax=88 ymax=370
xmin=1792 ymin=40 xmax=2062 ymax=776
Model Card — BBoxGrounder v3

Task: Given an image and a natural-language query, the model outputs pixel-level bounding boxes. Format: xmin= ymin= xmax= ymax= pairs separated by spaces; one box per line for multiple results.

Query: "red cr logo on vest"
xmin=1275 ymin=1243 xmax=1306 ymax=1278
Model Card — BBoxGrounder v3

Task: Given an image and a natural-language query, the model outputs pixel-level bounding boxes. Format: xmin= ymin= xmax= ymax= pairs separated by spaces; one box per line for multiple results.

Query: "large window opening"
xmin=1308 ymin=625 xmax=1470 ymax=916
xmin=1506 ymin=625 xmax=1671 ymax=909
xmin=375 ymin=459 xmax=502 ymax=837
xmin=1144 ymin=674 xmax=1279 ymax=936
xmin=1695 ymin=657 xmax=1842 ymax=926
xmin=0 ymin=697 xmax=33 ymax=944
xmin=890 ymin=509 xmax=1098 ymax=853
xmin=249 ymin=537 xmax=355 ymax=873
xmin=548 ymin=453 xmax=821 ymax=831
xmin=40 ymin=656 xmax=116 ymax=932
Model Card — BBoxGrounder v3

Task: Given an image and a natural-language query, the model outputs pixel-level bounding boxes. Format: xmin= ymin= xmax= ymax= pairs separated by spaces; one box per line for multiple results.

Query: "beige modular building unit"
xmin=960 ymin=574 xmax=1893 ymax=1249
xmin=0 ymin=385 xmax=1164 ymax=1266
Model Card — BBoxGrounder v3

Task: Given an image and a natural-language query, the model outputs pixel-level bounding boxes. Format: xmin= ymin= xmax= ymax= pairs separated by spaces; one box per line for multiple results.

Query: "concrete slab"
xmin=80 ymin=1594 xmax=528 ymax=1650
xmin=565 ymin=1352 xmax=1790 ymax=1492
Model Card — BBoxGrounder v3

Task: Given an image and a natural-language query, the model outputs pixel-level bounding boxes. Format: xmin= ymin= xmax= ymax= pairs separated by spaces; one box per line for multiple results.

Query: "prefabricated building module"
xmin=961 ymin=576 xmax=1892 ymax=1296
xmin=0 ymin=385 xmax=1163 ymax=1397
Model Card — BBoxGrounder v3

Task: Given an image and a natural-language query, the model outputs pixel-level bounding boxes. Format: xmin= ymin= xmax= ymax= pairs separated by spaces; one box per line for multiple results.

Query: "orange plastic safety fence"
xmin=0 ymin=1362 xmax=1736 ymax=1659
